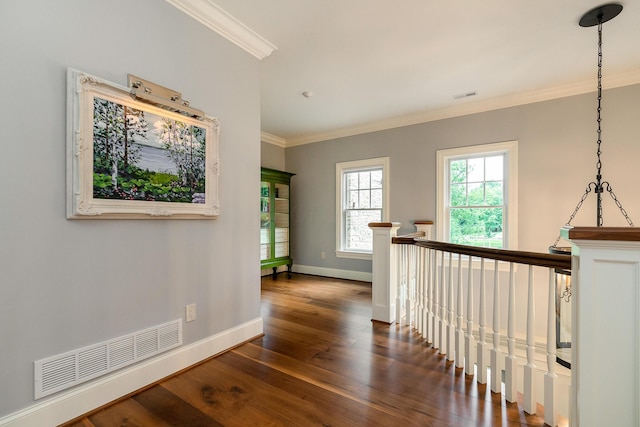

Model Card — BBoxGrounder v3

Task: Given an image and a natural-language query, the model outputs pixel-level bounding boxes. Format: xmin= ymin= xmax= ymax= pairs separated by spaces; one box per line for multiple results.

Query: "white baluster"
xmin=395 ymin=243 xmax=404 ymax=325
xmin=490 ymin=259 xmax=502 ymax=394
xmin=505 ymin=262 xmax=517 ymax=402
xmin=545 ymin=268 xmax=558 ymax=426
xmin=424 ymin=248 xmax=431 ymax=342
xmin=447 ymin=252 xmax=455 ymax=361
xmin=416 ymin=246 xmax=424 ymax=336
xmin=440 ymin=252 xmax=450 ymax=356
xmin=523 ymin=265 xmax=536 ymax=414
xmin=405 ymin=245 xmax=413 ymax=328
xmin=417 ymin=248 xmax=421 ymax=331
xmin=427 ymin=248 xmax=436 ymax=345
xmin=434 ymin=251 xmax=444 ymax=350
xmin=420 ymin=247 xmax=429 ymax=340
xmin=455 ymin=253 xmax=465 ymax=368
xmin=424 ymin=248 xmax=431 ymax=338
xmin=464 ymin=255 xmax=476 ymax=376
xmin=411 ymin=245 xmax=417 ymax=327
xmin=477 ymin=258 xmax=488 ymax=384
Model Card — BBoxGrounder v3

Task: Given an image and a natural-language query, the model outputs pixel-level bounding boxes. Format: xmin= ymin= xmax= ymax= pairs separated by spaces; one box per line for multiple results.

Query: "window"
xmin=437 ymin=141 xmax=517 ymax=249
xmin=336 ymin=157 xmax=389 ymax=259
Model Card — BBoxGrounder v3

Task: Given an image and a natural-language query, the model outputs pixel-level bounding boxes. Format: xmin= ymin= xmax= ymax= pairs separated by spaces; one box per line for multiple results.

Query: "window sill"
xmin=335 ymin=250 xmax=372 ymax=261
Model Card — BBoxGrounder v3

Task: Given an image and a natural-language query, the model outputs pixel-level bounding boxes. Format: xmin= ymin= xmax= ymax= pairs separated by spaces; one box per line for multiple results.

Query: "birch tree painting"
xmin=92 ymin=97 xmax=207 ymax=203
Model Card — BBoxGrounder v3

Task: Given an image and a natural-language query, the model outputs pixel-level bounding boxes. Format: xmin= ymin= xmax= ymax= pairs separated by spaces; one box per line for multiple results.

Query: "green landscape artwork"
xmin=92 ymin=97 xmax=207 ymax=204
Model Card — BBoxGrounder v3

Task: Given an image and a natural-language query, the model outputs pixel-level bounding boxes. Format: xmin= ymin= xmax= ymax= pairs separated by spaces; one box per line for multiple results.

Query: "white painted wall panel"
xmin=571 ymin=241 xmax=640 ymax=426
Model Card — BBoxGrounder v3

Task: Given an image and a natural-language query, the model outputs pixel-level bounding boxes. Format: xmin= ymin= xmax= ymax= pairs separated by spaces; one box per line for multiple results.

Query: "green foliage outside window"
xmin=449 ymin=155 xmax=504 ymax=248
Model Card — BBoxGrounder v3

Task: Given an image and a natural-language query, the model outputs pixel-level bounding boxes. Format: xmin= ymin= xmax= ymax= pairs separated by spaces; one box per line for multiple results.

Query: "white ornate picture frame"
xmin=67 ymin=69 xmax=219 ymax=219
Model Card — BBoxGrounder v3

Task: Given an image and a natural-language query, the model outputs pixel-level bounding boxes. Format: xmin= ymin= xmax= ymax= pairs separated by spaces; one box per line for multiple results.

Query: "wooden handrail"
xmin=563 ymin=226 xmax=640 ymax=241
xmin=392 ymin=237 xmax=570 ymax=270
xmin=391 ymin=232 xmax=425 ymax=244
xmin=368 ymin=222 xmax=401 ymax=228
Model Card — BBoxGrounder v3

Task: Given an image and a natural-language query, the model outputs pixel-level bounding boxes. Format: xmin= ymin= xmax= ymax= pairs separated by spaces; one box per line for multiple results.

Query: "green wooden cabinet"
xmin=260 ymin=167 xmax=295 ymax=277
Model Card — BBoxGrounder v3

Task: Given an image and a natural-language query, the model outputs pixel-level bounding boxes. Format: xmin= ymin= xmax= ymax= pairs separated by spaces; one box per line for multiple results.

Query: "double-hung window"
xmin=437 ymin=141 xmax=517 ymax=249
xmin=336 ymin=157 xmax=389 ymax=259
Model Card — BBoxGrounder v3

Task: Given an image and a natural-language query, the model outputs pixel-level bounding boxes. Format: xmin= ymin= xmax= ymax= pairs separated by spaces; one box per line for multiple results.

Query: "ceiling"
xmin=170 ymin=1 xmax=640 ymax=146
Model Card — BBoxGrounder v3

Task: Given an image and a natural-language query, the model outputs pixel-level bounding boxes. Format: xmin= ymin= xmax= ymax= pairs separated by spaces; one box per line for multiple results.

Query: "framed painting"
xmin=66 ymin=68 xmax=220 ymax=219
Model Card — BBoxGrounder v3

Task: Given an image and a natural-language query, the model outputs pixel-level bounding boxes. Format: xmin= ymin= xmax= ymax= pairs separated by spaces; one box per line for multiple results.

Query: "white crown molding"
xmin=166 ymin=0 xmax=276 ymax=60
xmin=260 ymin=131 xmax=286 ymax=148
xmin=282 ymin=70 xmax=640 ymax=147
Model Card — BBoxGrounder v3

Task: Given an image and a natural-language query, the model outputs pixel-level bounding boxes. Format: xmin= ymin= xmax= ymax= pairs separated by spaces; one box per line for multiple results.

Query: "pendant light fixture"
xmin=550 ymin=2 xmax=634 ymax=368
xmin=555 ymin=2 xmax=633 ymax=238
xmin=551 ymin=1 xmax=634 ymax=276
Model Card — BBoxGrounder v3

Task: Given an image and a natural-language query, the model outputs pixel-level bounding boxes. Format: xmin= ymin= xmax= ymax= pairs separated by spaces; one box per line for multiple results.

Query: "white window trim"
xmin=336 ymin=157 xmax=390 ymax=260
xmin=436 ymin=141 xmax=518 ymax=251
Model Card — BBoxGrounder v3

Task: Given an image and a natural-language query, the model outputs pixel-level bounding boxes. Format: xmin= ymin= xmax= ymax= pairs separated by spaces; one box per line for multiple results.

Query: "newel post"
xmin=414 ymin=220 xmax=434 ymax=240
xmin=562 ymin=226 xmax=640 ymax=427
xmin=369 ymin=222 xmax=401 ymax=323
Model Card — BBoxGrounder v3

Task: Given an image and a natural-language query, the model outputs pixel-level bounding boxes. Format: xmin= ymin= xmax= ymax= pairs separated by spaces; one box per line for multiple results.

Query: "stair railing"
xmin=370 ymin=221 xmax=571 ymax=426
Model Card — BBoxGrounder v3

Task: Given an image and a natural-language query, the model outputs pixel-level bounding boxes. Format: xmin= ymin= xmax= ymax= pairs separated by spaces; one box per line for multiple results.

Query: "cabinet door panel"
xmin=260 ymin=169 xmax=294 ymax=271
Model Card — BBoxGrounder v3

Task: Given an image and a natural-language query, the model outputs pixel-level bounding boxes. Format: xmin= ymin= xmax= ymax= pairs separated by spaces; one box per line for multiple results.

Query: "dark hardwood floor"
xmin=62 ymin=273 xmax=557 ymax=426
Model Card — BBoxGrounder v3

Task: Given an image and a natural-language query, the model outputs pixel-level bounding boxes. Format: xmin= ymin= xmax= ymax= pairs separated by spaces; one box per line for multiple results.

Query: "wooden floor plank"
xmin=239 ymin=325 xmax=528 ymax=426
xmin=87 ymin=398 xmax=173 ymax=427
xmin=211 ymin=350 xmax=418 ymax=427
xmin=131 ymin=385 xmax=223 ymax=427
xmin=60 ymin=273 xmax=564 ymax=426
xmin=232 ymin=341 xmax=473 ymax=426
xmin=160 ymin=364 xmax=287 ymax=427
xmin=62 ymin=419 xmax=97 ymax=427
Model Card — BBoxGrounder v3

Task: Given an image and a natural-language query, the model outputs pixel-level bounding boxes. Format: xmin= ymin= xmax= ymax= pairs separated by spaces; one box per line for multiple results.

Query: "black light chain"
xmin=604 ymin=182 xmax=634 ymax=226
xmin=595 ymin=20 xmax=604 ymax=226
xmin=552 ymin=18 xmax=634 ymax=247
xmin=596 ymin=21 xmax=603 ymax=179
xmin=594 ymin=20 xmax=634 ymax=227
xmin=553 ymin=186 xmax=592 ymax=248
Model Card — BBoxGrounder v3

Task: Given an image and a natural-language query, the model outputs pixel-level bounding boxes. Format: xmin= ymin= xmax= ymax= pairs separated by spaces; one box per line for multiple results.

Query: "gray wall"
xmin=286 ymin=85 xmax=640 ymax=273
xmin=261 ymin=141 xmax=286 ymax=170
xmin=0 ymin=0 xmax=261 ymax=416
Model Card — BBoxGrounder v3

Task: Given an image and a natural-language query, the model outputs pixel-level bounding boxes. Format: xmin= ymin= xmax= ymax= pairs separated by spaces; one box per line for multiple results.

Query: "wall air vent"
xmin=34 ymin=319 xmax=182 ymax=399
xmin=453 ymin=91 xmax=478 ymax=100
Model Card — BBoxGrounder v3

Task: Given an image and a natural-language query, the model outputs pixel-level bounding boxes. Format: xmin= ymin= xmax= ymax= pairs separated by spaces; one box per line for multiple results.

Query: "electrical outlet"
xmin=321 ymin=251 xmax=326 ymax=259
xmin=186 ymin=304 xmax=196 ymax=322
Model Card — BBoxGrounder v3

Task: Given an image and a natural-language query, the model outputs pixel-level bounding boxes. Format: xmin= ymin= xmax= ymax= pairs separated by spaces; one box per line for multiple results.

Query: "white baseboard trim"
xmin=0 ymin=317 xmax=263 ymax=427
xmin=292 ymin=264 xmax=372 ymax=282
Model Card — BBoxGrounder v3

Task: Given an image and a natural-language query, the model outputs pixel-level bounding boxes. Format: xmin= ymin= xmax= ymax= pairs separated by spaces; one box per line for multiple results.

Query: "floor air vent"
xmin=34 ymin=319 xmax=182 ymax=399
